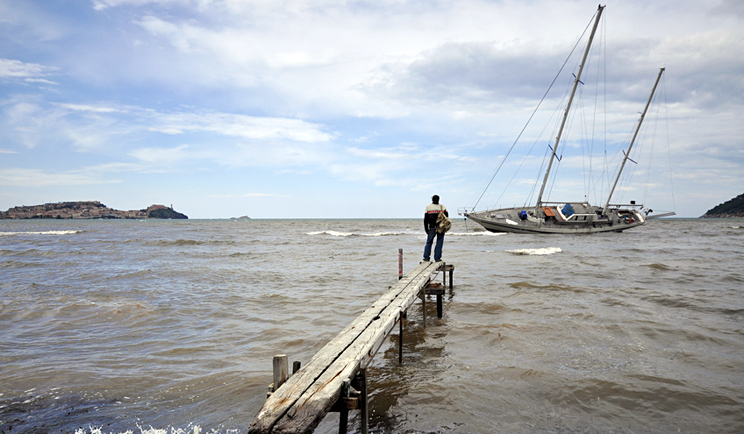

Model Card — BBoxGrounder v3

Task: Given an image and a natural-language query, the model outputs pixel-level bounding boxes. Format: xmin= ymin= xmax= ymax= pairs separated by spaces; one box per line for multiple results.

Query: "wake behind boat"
xmin=463 ymin=5 xmax=673 ymax=234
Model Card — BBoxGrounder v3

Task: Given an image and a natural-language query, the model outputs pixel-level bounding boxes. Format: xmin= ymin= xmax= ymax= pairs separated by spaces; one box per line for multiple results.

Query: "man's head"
xmin=432 ymin=195 xmax=440 ymax=204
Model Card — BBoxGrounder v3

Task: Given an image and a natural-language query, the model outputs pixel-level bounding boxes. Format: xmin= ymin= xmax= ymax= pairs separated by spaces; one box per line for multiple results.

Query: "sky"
xmin=1 ymin=0 xmax=742 ymax=219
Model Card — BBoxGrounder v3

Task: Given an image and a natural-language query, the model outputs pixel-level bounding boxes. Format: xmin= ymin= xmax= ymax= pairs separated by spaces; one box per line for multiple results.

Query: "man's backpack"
xmin=436 ymin=206 xmax=452 ymax=234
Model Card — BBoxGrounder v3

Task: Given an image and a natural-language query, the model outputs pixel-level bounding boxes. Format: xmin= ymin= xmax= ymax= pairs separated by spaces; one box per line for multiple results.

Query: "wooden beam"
xmin=248 ymin=261 xmax=443 ymax=434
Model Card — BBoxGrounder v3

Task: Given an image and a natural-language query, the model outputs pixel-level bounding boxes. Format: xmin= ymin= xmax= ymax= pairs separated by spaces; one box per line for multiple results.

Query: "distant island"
xmin=0 ymin=201 xmax=188 ymax=219
xmin=701 ymin=193 xmax=744 ymax=218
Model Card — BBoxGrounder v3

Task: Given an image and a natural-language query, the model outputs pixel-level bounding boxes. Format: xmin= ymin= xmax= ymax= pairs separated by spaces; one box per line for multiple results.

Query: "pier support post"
xmin=398 ymin=311 xmax=404 ymax=364
xmin=353 ymin=369 xmax=368 ymax=434
xmin=440 ymin=263 xmax=454 ymax=289
xmin=339 ymin=379 xmax=350 ymax=434
xmin=398 ymin=248 xmax=403 ymax=280
xmin=421 ymin=290 xmax=427 ymax=328
xmin=334 ymin=371 xmax=368 ymax=434
xmin=272 ymin=355 xmax=288 ymax=391
xmin=424 ymin=283 xmax=445 ymax=319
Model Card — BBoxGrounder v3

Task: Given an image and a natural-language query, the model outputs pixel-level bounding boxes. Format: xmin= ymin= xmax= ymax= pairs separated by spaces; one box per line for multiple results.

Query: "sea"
xmin=1 ymin=217 xmax=742 ymax=434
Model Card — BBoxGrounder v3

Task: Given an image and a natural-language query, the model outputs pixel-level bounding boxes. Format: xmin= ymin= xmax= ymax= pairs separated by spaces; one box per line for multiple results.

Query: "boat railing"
xmin=457 ymin=207 xmax=474 ymax=216
xmin=540 ymin=201 xmax=592 ymax=206
xmin=564 ymin=213 xmax=597 ymax=222
xmin=608 ymin=203 xmax=644 ymax=208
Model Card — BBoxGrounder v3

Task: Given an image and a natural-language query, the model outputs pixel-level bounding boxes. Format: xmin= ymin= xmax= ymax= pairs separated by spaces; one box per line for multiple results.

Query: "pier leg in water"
xmin=421 ymin=289 xmax=427 ymax=328
xmin=399 ymin=311 xmax=404 ymax=364
xmin=353 ymin=369 xmax=368 ymax=434
xmin=398 ymin=248 xmax=403 ymax=280
xmin=272 ymin=355 xmax=288 ymax=391
xmin=339 ymin=379 xmax=350 ymax=434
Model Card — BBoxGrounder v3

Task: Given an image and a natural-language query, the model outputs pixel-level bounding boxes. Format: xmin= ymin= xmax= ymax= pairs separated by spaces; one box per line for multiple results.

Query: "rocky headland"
xmin=700 ymin=193 xmax=744 ymax=218
xmin=0 ymin=201 xmax=188 ymax=219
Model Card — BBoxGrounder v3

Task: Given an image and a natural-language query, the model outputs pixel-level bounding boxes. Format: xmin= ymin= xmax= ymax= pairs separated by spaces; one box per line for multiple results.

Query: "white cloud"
xmin=56 ymin=103 xmax=122 ymax=113
xmin=150 ymin=112 xmax=334 ymax=142
xmin=345 ymin=146 xmax=416 ymax=160
xmin=0 ymin=58 xmax=57 ymax=78
xmin=2 ymin=97 xmax=334 ymax=154
xmin=0 ymin=0 xmax=742 ymax=217
xmin=129 ymin=144 xmax=191 ymax=166
xmin=209 ymin=192 xmax=284 ymax=198
xmin=24 ymin=78 xmax=58 ymax=85
xmin=0 ymin=168 xmax=120 ymax=187
xmin=92 ymin=0 xmax=174 ymax=11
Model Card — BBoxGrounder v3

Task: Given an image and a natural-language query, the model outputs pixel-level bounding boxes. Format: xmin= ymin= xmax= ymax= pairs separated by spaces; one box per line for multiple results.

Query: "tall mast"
xmin=536 ymin=4 xmax=605 ymax=210
xmin=603 ymin=67 xmax=665 ymax=211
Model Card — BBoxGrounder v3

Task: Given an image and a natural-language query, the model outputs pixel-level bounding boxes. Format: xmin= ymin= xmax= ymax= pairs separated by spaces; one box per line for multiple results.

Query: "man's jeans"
xmin=423 ymin=229 xmax=444 ymax=261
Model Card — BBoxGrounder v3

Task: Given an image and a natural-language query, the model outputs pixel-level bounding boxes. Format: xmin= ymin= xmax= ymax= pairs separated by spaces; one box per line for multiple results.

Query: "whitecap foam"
xmin=449 ymin=231 xmax=505 ymax=237
xmin=307 ymin=229 xmax=503 ymax=238
xmin=306 ymin=230 xmax=407 ymax=237
xmin=306 ymin=230 xmax=354 ymax=237
xmin=506 ymin=247 xmax=562 ymax=256
xmin=0 ymin=230 xmax=82 ymax=236
xmin=74 ymin=424 xmax=208 ymax=434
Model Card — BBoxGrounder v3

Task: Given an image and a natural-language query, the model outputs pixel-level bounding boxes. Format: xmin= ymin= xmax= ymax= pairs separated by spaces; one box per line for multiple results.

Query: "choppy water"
xmin=1 ymin=218 xmax=742 ymax=434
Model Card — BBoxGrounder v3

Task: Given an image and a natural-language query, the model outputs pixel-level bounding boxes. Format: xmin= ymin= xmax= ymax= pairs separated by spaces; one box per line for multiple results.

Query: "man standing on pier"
xmin=423 ymin=195 xmax=449 ymax=262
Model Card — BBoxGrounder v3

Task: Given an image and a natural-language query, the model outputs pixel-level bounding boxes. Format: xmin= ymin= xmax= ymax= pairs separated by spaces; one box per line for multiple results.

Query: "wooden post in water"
xmin=436 ymin=287 xmax=443 ymax=318
xmin=398 ymin=248 xmax=403 ymax=280
xmin=355 ymin=369 xmax=368 ymax=434
xmin=444 ymin=264 xmax=454 ymax=289
xmin=398 ymin=310 xmax=404 ymax=364
xmin=339 ymin=379 xmax=351 ymax=434
xmin=424 ymin=281 xmax=445 ymax=319
xmin=420 ymin=287 xmax=427 ymax=328
xmin=273 ymin=355 xmax=288 ymax=392
xmin=398 ymin=249 xmax=404 ymax=364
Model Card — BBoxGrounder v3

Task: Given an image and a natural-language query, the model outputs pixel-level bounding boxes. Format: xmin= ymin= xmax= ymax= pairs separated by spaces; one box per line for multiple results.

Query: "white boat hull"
xmin=464 ymin=203 xmax=646 ymax=234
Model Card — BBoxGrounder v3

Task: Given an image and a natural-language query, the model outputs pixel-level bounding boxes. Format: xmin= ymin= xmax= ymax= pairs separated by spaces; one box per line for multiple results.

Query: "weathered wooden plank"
xmin=273 ymin=293 xmax=420 ymax=433
xmin=265 ymin=265 xmax=434 ymax=432
xmin=248 ymin=261 xmax=441 ymax=434
xmin=271 ymin=266 xmax=438 ymax=433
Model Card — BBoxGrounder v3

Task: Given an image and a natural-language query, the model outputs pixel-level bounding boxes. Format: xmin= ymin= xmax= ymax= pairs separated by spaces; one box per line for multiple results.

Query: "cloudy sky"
xmin=1 ymin=0 xmax=742 ymax=218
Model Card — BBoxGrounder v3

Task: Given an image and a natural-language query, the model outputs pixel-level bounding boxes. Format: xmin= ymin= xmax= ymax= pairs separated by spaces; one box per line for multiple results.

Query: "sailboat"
xmin=464 ymin=5 xmax=671 ymax=234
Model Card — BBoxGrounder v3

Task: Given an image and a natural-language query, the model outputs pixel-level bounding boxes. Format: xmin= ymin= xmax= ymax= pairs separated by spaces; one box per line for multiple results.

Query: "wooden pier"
xmin=248 ymin=259 xmax=454 ymax=434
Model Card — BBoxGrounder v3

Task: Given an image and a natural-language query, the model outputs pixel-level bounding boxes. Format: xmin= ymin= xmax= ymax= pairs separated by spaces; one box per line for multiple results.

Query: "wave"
xmin=145 ymin=239 xmax=237 ymax=246
xmin=449 ymin=231 xmax=505 ymax=237
xmin=509 ymin=280 xmax=585 ymax=293
xmin=306 ymin=230 xmax=408 ymax=237
xmin=506 ymin=247 xmax=562 ymax=256
xmin=306 ymin=230 xmax=505 ymax=237
xmin=0 ymin=230 xmax=82 ymax=236
xmin=0 ymin=260 xmax=43 ymax=269
xmin=228 ymin=252 xmax=258 ymax=258
xmin=646 ymin=263 xmax=672 ymax=270
xmin=74 ymin=424 xmax=208 ymax=434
